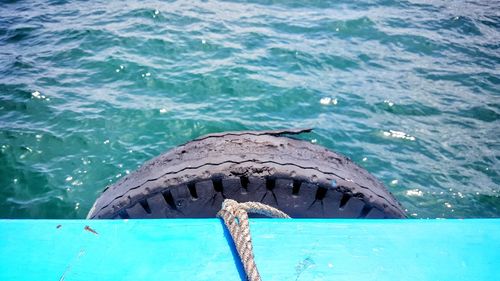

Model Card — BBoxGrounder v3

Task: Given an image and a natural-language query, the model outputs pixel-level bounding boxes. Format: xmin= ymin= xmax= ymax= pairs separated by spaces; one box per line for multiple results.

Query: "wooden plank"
xmin=0 ymin=219 xmax=498 ymax=281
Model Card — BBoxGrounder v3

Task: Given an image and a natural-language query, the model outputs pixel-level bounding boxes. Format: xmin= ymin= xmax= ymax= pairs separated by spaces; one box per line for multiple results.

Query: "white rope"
xmin=217 ymin=199 xmax=290 ymax=281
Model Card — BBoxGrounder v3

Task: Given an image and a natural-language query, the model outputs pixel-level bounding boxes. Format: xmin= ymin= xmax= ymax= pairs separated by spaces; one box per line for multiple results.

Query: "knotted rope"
xmin=217 ymin=199 xmax=290 ymax=281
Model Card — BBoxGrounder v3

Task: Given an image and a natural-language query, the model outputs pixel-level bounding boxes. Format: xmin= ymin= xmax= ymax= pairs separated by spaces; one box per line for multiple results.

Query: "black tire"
xmin=87 ymin=129 xmax=406 ymax=219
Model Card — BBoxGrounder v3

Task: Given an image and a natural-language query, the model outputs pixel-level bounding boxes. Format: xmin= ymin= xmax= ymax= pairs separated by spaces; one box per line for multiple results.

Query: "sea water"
xmin=0 ymin=0 xmax=498 ymax=218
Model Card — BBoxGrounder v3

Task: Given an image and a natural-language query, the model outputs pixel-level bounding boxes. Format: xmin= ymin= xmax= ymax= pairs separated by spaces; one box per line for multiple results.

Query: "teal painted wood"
xmin=0 ymin=219 xmax=499 ymax=281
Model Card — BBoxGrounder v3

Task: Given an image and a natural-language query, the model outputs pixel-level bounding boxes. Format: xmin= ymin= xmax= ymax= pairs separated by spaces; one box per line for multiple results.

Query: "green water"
xmin=0 ymin=0 xmax=498 ymax=219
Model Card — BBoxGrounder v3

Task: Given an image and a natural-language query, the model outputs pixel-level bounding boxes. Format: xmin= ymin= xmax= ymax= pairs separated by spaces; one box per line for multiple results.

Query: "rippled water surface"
xmin=1 ymin=0 xmax=499 ymax=218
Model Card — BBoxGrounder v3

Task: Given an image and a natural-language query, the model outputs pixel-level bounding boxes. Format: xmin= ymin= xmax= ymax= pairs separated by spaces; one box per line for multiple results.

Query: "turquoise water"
xmin=0 ymin=0 xmax=498 ymax=219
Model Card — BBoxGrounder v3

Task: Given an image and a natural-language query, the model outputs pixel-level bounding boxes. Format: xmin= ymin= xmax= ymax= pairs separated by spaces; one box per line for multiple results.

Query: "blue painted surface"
xmin=0 ymin=219 xmax=499 ymax=281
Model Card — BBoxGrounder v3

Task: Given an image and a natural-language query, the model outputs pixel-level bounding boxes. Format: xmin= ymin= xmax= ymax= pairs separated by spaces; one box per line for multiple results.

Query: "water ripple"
xmin=0 ymin=0 xmax=498 ymax=218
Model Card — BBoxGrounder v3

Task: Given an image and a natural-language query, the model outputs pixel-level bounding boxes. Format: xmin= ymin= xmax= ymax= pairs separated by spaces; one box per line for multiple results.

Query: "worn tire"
xmin=87 ymin=129 xmax=406 ymax=219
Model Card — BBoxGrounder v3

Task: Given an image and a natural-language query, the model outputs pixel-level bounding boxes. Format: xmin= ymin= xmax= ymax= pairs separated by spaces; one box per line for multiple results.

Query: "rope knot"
xmin=217 ymin=199 xmax=290 ymax=281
